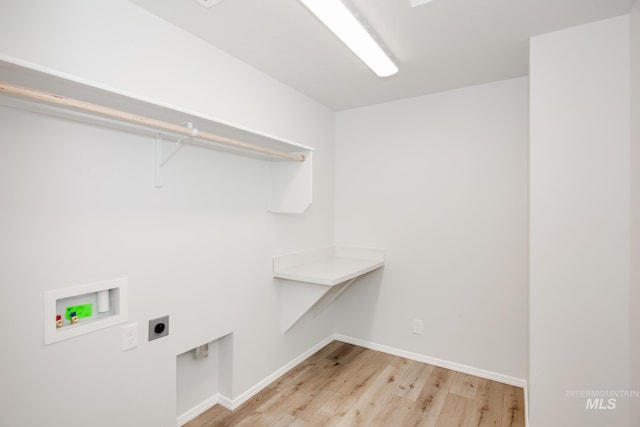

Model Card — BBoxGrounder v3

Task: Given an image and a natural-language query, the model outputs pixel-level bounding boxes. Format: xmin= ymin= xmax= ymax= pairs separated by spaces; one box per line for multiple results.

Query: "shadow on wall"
xmin=333 ymin=268 xmax=385 ymax=339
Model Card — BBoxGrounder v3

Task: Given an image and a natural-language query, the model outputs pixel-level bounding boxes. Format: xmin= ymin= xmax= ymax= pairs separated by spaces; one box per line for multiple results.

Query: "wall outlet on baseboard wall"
xmin=413 ymin=318 xmax=423 ymax=335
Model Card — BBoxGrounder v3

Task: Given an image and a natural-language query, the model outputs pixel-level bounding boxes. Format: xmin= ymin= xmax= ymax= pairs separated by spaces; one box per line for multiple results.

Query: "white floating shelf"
xmin=0 ymin=56 xmax=313 ymax=213
xmin=273 ymin=247 xmax=384 ymax=333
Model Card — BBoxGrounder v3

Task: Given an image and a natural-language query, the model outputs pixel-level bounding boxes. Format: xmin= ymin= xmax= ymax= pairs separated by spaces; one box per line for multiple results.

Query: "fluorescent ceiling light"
xmin=300 ymin=0 xmax=398 ymax=77
xmin=409 ymin=0 xmax=435 ymax=7
xmin=193 ymin=0 xmax=224 ymax=9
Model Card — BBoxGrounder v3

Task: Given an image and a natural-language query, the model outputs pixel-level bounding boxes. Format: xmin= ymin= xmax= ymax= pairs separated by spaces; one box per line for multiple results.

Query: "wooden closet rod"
xmin=0 ymin=81 xmax=305 ymax=162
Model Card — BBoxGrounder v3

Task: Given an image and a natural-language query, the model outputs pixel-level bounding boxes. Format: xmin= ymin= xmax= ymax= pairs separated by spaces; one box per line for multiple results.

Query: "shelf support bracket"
xmin=154 ymin=122 xmax=198 ymax=188
xmin=274 ymin=247 xmax=385 ymax=334
xmin=309 ymin=277 xmax=357 ymax=318
xmin=279 ymin=276 xmax=361 ymax=334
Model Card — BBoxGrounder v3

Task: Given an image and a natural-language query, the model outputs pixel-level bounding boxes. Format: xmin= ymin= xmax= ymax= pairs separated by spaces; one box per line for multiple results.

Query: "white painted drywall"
xmin=631 ymin=2 xmax=640 ymax=426
xmin=334 ymin=77 xmax=529 ymax=381
xmin=530 ymin=15 xmax=631 ymax=427
xmin=0 ymin=1 xmax=335 ymax=426
xmin=177 ymin=341 xmax=219 ymax=417
xmin=0 ymin=1 xmax=328 ymax=142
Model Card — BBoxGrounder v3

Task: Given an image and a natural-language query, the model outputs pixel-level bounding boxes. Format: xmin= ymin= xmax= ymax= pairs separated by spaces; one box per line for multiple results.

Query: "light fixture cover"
xmin=193 ymin=0 xmax=224 ymax=9
xmin=409 ymin=0 xmax=435 ymax=7
xmin=300 ymin=0 xmax=398 ymax=77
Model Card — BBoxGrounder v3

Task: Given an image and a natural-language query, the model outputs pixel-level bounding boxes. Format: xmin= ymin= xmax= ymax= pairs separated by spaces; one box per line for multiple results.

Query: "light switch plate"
xmin=122 ymin=323 xmax=138 ymax=351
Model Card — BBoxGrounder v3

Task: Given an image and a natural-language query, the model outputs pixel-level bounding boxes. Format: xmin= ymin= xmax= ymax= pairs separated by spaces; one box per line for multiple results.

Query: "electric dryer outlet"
xmin=148 ymin=315 xmax=169 ymax=341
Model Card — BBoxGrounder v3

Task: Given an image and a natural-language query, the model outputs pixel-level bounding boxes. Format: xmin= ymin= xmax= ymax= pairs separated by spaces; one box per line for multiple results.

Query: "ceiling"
xmin=131 ymin=0 xmax=635 ymax=111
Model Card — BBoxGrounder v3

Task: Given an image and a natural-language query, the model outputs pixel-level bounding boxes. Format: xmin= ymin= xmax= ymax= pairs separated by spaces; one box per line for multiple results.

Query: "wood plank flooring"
xmin=185 ymin=341 xmax=525 ymax=427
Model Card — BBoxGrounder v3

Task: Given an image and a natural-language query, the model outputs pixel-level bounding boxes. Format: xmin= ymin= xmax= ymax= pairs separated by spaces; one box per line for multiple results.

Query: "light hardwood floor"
xmin=185 ymin=341 xmax=525 ymax=427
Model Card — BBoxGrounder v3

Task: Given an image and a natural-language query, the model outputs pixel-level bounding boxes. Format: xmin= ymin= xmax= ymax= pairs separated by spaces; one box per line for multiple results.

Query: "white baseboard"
xmin=228 ymin=334 xmax=335 ymax=410
xmin=333 ymin=334 xmax=527 ymax=388
xmin=217 ymin=394 xmax=234 ymax=411
xmin=176 ymin=334 xmax=336 ymax=425
xmin=336 ymin=334 xmax=530 ymax=426
xmin=176 ymin=393 xmax=220 ymax=427
xmin=177 ymin=333 xmax=530 ymax=427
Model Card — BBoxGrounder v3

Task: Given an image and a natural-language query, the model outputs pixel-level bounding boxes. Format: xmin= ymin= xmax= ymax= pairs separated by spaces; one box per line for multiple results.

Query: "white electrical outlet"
xmin=413 ymin=318 xmax=423 ymax=335
xmin=122 ymin=323 xmax=138 ymax=351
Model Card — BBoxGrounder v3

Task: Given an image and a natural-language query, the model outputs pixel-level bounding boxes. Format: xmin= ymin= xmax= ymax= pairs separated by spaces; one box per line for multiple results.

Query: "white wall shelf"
xmin=273 ymin=247 xmax=384 ymax=333
xmin=0 ymin=57 xmax=313 ymax=213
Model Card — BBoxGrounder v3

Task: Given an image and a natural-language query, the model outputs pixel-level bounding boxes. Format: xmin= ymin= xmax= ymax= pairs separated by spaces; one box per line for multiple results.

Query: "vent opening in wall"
xmin=193 ymin=0 xmax=224 ymax=9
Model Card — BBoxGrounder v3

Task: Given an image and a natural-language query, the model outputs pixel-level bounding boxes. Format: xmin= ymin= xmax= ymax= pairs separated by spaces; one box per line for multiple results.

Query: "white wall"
xmin=334 ymin=77 xmax=529 ymax=381
xmin=0 ymin=1 xmax=335 ymax=426
xmin=530 ymin=15 xmax=631 ymax=427
xmin=631 ymin=1 xmax=640 ymax=426
xmin=177 ymin=341 xmax=220 ymax=416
